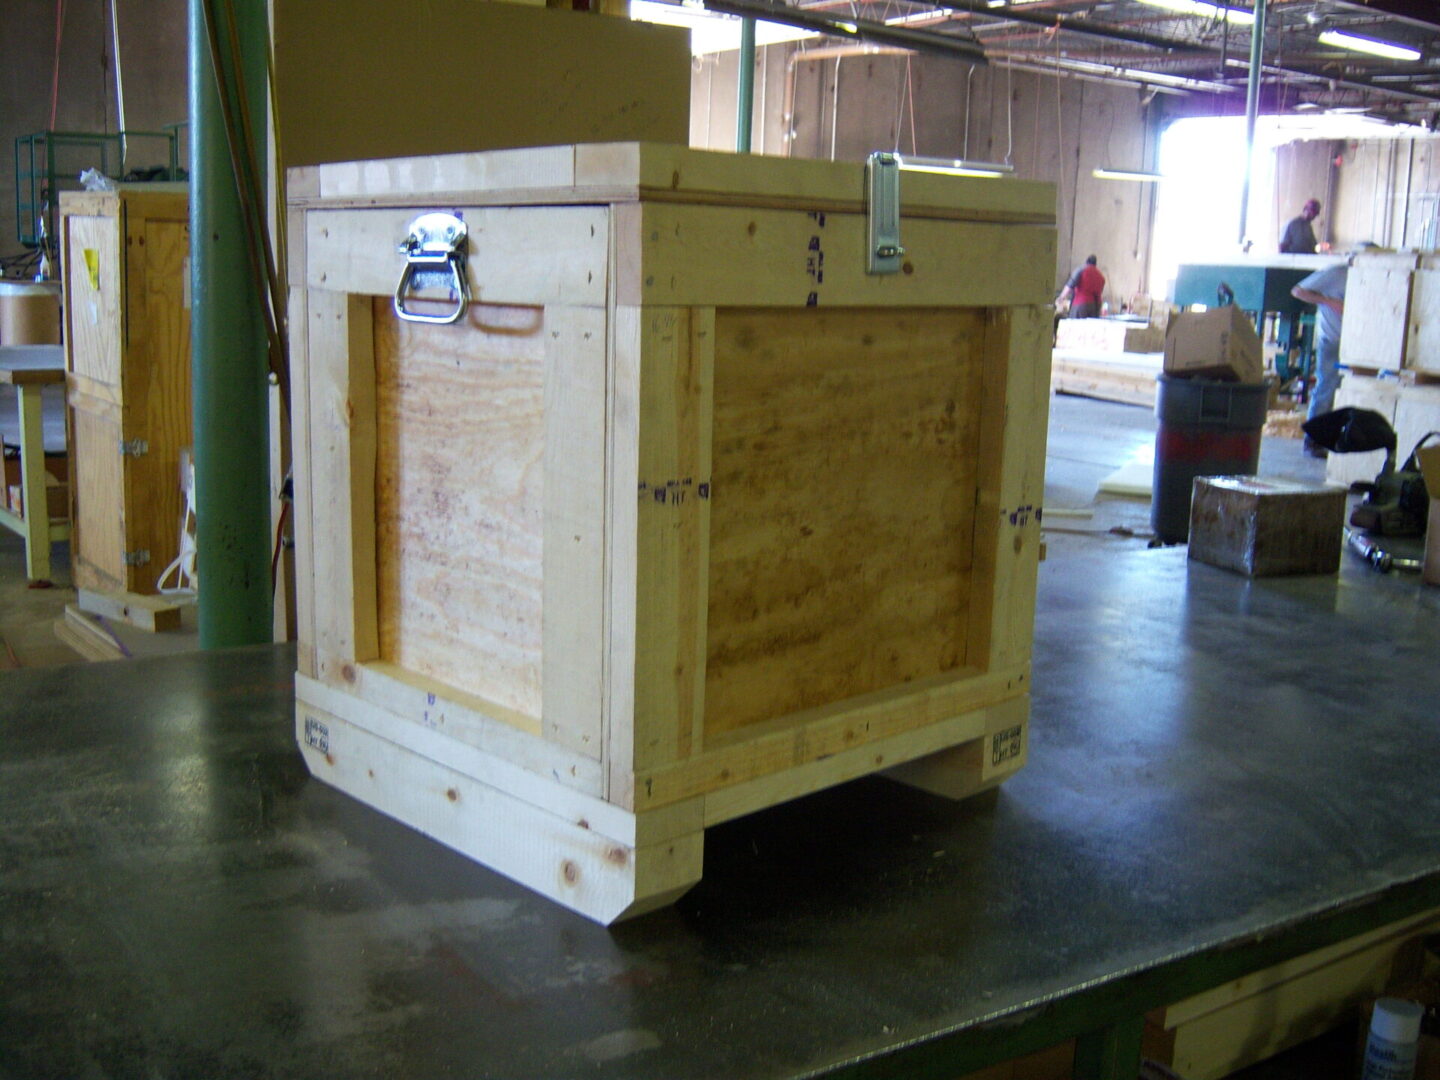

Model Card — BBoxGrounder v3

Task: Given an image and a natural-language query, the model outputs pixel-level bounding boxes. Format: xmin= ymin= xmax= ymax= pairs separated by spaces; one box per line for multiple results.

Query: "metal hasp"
xmin=865 ymin=152 xmax=905 ymax=275
xmin=394 ymin=213 xmax=471 ymax=325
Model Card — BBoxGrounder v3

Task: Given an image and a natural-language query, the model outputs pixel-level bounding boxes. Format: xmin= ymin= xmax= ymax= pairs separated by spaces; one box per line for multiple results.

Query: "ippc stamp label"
xmin=992 ymin=725 xmax=1023 ymax=765
xmin=304 ymin=715 xmax=330 ymax=754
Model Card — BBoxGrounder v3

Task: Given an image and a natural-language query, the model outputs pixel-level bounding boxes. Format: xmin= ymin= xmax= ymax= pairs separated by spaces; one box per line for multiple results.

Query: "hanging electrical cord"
xmin=197 ymin=0 xmax=289 ymax=412
xmin=49 ymin=0 xmax=66 ymax=130
xmin=893 ymin=57 xmax=907 ymax=153
xmin=1005 ymin=62 xmax=1014 ymax=168
xmin=270 ymin=470 xmax=292 ymax=592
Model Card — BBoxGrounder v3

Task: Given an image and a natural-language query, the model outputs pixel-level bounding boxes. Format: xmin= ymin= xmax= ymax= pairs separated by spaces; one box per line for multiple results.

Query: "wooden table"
xmin=0 ymin=344 xmax=70 ymax=583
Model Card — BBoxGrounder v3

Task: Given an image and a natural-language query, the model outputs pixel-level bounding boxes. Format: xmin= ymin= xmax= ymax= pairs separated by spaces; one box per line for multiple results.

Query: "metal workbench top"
xmin=3 ymin=545 xmax=1439 ymax=1078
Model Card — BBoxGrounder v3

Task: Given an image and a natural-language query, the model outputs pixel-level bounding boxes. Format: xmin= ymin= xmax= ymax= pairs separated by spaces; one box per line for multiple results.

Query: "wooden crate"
xmin=1341 ymin=251 xmax=1421 ymax=374
xmin=1325 ymin=373 xmax=1440 ymax=489
xmin=289 ymin=144 xmax=1056 ymax=923
xmin=60 ymin=187 xmax=192 ymax=596
xmin=1406 ymin=255 xmax=1440 ymax=379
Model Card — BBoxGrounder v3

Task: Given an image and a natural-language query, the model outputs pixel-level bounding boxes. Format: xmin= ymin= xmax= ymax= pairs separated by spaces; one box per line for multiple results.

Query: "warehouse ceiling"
xmin=695 ymin=0 xmax=1440 ymax=124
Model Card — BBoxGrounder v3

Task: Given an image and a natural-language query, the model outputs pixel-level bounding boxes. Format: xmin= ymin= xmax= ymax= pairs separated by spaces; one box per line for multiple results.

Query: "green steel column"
xmin=1237 ymin=0 xmax=1268 ymax=246
xmin=736 ymin=18 xmax=756 ymax=153
xmin=188 ymin=0 xmax=272 ymax=646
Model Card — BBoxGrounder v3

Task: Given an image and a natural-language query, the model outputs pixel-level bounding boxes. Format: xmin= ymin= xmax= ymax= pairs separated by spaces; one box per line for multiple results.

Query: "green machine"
xmin=1172 ymin=259 xmax=1341 ymax=386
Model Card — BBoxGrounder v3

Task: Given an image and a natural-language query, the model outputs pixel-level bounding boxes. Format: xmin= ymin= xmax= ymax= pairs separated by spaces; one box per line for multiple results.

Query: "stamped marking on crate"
xmin=805 ymin=210 xmax=826 ymax=306
xmin=304 ymin=715 xmax=330 ymax=754
xmin=1007 ymin=504 xmax=1038 ymax=526
xmin=638 ymin=478 xmax=709 ymax=505
xmin=992 ymin=725 xmax=1023 ymax=765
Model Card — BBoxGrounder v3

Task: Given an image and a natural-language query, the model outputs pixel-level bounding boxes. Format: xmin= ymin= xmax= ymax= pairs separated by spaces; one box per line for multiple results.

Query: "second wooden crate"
xmin=60 ymin=187 xmax=192 ymax=596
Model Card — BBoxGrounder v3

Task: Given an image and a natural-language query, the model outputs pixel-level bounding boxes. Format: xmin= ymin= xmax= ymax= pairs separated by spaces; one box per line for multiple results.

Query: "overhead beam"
xmin=937 ymin=0 xmax=1209 ymax=54
xmin=1329 ymin=0 xmax=1440 ymax=32
xmin=949 ymin=1 xmax=1440 ymax=107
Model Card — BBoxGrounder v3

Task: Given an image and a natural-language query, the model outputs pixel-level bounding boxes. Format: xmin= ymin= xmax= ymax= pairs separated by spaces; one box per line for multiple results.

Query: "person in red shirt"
xmin=1058 ymin=255 xmax=1106 ymax=318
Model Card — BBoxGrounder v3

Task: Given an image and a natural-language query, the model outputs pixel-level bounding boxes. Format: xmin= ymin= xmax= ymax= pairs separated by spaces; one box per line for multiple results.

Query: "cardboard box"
xmin=1189 ymin=476 xmax=1346 ymax=577
xmin=1164 ymin=306 xmax=1265 ymax=384
xmin=1420 ymin=444 xmax=1440 ymax=586
xmin=2 ymin=453 xmax=68 ymax=520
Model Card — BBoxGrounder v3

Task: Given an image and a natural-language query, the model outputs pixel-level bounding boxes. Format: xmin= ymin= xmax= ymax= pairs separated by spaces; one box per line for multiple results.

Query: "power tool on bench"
xmin=1301 ymin=407 xmax=1436 ymax=537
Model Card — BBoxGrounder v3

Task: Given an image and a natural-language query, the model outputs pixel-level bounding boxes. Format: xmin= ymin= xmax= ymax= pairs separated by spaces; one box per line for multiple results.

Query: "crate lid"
xmin=296 ymin=142 xmax=1055 ymax=224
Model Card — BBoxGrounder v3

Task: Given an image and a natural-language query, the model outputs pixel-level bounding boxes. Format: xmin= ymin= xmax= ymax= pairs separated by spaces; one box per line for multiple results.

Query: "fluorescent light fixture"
xmin=1318 ymin=29 xmax=1421 ymax=62
xmin=897 ymin=154 xmax=1015 ymax=178
xmin=1135 ymin=0 xmax=1254 ymax=26
xmin=1051 ymin=56 xmax=1231 ymax=93
xmin=1093 ymin=168 xmax=1166 ymax=182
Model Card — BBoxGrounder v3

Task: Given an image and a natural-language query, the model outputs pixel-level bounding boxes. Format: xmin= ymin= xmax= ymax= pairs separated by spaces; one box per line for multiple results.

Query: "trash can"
xmin=1151 ymin=373 xmax=1269 ymax=543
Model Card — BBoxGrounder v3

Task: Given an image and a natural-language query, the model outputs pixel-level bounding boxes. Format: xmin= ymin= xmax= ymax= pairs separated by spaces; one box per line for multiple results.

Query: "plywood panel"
xmin=65 ymin=214 xmax=123 ymax=387
xmin=1341 ymin=253 xmax=1419 ymax=372
xmin=71 ymin=402 xmax=125 ymax=591
xmin=703 ymin=307 xmax=987 ymax=738
xmin=121 ymin=215 xmax=192 ymax=593
xmin=1406 ymin=262 xmax=1440 ymax=376
xmin=374 ymin=301 xmax=546 ymax=721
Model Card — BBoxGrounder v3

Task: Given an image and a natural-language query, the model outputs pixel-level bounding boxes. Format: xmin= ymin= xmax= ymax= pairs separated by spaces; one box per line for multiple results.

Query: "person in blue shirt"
xmin=1291 ymin=244 xmax=1377 ymax=459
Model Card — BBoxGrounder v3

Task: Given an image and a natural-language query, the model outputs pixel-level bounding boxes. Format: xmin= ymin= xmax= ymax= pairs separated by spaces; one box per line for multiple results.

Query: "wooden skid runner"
xmin=77 ymin=587 xmax=186 ymax=632
xmin=296 ymin=678 xmax=1028 ymax=923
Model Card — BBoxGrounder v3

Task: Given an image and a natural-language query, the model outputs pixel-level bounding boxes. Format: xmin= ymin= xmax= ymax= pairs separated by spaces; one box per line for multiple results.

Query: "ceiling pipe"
xmin=737 ymin=17 xmax=756 ymax=152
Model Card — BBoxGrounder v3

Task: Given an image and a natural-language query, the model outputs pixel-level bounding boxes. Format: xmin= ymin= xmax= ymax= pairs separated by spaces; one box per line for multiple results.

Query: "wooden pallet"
xmin=290 ymin=143 xmax=1055 ymax=923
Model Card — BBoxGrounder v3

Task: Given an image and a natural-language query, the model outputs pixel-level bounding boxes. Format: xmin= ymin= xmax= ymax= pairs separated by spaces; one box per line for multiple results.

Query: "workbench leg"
xmin=1072 ymin=1015 xmax=1144 ymax=1080
xmin=16 ymin=384 xmax=52 ymax=584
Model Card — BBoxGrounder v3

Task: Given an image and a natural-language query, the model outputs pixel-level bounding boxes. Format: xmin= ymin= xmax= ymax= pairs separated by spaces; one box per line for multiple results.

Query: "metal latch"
xmin=393 ymin=212 xmax=470 ymax=325
xmin=865 ymin=152 xmax=905 ymax=275
xmin=123 ymin=549 xmax=151 ymax=567
xmin=119 ymin=438 xmax=149 ymax=457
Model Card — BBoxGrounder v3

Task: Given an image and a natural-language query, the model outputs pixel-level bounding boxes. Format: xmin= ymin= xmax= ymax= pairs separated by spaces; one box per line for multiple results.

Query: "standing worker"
xmin=1058 ymin=255 xmax=1106 ymax=319
xmin=1279 ymin=198 xmax=1322 ymax=254
xmin=1291 ymin=244 xmax=1374 ymax=458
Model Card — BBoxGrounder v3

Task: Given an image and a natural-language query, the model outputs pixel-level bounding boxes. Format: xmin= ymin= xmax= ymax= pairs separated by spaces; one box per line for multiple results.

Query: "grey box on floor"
xmin=1188 ymin=477 xmax=1347 ymax=577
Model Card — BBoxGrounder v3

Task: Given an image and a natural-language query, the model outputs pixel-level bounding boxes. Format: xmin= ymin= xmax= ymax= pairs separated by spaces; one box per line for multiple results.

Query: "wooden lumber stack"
xmin=289 ymin=143 xmax=1056 ymax=923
